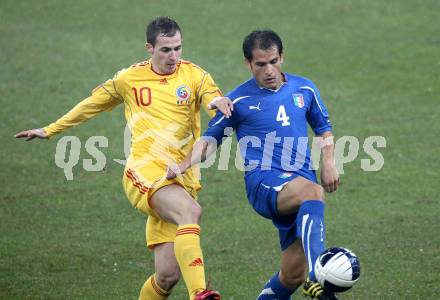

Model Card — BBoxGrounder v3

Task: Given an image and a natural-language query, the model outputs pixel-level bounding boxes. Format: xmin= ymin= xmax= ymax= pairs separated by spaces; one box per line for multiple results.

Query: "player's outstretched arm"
xmin=319 ymin=131 xmax=339 ymax=193
xmin=16 ymin=80 xmax=123 ymax=140
xmin=166 ymin=138 xmax=217 ymax=179
xmin=14 ymin=128 xmax=48 ymax=141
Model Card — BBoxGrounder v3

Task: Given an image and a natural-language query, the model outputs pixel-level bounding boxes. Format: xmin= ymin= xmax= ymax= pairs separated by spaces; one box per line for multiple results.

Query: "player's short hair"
xmin=146 ymin=16 xmax=181 ymax=46
xmin=242 ymin=30 xmax=283 ymax=61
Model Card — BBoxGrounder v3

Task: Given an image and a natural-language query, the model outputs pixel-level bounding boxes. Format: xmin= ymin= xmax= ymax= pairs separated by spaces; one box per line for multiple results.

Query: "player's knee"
xmin=175 ymin=199 xmax=202 ymax=225
xmin=189 ymin=201 xmax=202 ymax=222
xmin=280 ymin=267 xmax=307 ymax=289
xmin=285 ymin=273 xmax=307 ymax=288
xmin=182 ymin=201 xmax=202 ymax=224
xmin=303 ymin=183 xmax=325 ymax=202
xmin=155 ymin=270 xmax=180 ymax=291
xmin=314 ymin=184 xmax=325 ymax=201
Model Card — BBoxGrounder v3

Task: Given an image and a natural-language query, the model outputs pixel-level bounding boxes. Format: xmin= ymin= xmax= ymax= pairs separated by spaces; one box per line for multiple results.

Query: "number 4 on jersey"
xmin=276 ymin=105 xmax=290 ymax=126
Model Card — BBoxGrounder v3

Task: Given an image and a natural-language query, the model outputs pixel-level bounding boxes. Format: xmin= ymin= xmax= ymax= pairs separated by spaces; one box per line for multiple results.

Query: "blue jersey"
xmin=203 ymin=73 xmax=333 ymax=250
xmin=203 ymin=73 xmax=332 ymax=176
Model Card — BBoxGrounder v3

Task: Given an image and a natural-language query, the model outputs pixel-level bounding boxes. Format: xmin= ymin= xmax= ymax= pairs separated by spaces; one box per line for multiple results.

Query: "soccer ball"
xmin=314 ymin=247 xmax=361 ymax=293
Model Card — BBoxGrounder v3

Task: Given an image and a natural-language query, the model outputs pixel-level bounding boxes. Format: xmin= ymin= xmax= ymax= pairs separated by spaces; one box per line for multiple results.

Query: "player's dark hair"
xmin=242 ymin=30 xmax=283 ymax=61
xmin=146 ymin=16 xmax=181 ymax=46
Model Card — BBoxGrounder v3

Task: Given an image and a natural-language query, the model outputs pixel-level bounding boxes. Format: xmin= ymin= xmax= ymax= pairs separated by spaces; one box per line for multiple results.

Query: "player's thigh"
xmin=280 ymin=240 xmax=307 ymax=283
xmin=277 ymin=176 xmax=324 ymax=215
xmin=154 ymin=242 xmax=181 ymax=281
xmin=151 ymin=184 xmax=201 ymax=225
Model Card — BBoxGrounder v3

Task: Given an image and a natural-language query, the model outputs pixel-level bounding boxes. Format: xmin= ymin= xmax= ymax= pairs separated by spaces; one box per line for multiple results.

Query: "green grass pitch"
xmin=1 ymin=0 xmax=439 ymax=299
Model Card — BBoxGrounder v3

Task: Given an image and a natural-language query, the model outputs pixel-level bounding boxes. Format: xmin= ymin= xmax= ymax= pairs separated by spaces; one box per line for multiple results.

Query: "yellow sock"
xmin=174 ymin=224 xmax=206 ymax=299
xmin=138 ymin=274 xmax=170 ymax=300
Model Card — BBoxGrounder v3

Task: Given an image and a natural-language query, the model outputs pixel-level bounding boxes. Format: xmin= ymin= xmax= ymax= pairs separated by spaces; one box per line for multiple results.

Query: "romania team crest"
xmin=176 ymin=85 xmax=191 ymax=105
xmin=292 ymin=93 xmax=304 ymax=108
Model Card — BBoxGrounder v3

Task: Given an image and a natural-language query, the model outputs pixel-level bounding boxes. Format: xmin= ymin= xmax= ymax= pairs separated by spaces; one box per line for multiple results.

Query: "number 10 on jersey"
xmin=132 ymin=87 xmax=152 ymax=107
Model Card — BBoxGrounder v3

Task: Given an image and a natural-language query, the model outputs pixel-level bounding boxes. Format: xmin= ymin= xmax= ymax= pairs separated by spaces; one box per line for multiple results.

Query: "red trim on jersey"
xmin=125 ymin=170 xmax=146 ymax=192
xmin=125 ymin=169 xmax=150 ymax=194
xmin=130 ymin=60 xmax=149 ymax=68
xmin=149 ymin=62 xmax=180 ymax=76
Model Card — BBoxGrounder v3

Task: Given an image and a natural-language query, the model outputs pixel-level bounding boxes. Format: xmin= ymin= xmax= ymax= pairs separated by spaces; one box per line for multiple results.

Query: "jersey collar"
xmin=255 ymin=73 xmax=288 ymax=93
xmin=147 ymin=59 xmax=181 ymax=79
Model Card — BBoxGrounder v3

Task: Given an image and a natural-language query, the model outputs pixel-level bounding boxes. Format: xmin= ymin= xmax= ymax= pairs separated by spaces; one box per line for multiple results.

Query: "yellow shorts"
xmin=122 ymin=167 xmax=199 ymax=249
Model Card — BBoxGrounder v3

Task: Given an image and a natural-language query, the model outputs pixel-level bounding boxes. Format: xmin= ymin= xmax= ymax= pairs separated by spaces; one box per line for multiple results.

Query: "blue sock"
xmin=296 ymin=200 xmax=326 ymax=281
xmin=256 ymin=272 xmax=293 ymax=300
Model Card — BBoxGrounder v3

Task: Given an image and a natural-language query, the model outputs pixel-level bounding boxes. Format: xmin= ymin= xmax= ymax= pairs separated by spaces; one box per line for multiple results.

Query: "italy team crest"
xmin=292 ymin=93 xmax=304 ymax=108
xmin=176 ymin=85 xmax=191 ymax=104
xmin=278 ymin=172 xmax=293 ymax=179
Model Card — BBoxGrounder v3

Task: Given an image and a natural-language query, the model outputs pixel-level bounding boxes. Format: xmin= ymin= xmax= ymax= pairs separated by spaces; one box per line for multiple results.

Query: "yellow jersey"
xmin=44 ymin=59 xmax=222 ymax=190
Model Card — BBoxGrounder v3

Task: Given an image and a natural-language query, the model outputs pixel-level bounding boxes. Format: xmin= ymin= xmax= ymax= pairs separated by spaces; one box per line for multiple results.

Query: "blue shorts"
xmin=244 ymin=168 xmax=317 ymax=251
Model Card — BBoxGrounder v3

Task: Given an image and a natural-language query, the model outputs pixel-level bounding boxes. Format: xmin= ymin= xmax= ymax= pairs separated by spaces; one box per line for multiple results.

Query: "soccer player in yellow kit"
xmin=15 ymin=16 xmax=233 ymax=300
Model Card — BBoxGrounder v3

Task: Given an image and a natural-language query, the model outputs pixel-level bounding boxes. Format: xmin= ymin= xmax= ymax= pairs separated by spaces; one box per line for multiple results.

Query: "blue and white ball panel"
xmin=315 ymin=247 xmax=361 ymax=292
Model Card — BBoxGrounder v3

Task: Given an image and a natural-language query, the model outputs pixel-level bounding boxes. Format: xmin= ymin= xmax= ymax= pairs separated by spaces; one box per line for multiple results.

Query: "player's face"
xmin=246 ymin=46 xmax=283 ymax=90
xmin=146 ymin=31 xmax=182 ymax=75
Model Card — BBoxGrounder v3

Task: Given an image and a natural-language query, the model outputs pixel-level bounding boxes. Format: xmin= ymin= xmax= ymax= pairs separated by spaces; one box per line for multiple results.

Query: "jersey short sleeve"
xmin=202 ymin=110 xmax=236 ymax=145
xmin=301 ymin=81 xmax=332 ymax=135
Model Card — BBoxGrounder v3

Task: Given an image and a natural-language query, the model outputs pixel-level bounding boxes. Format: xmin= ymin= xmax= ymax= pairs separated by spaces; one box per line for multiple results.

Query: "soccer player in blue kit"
xmin=167 ymin=30 xmax=340 ymax=300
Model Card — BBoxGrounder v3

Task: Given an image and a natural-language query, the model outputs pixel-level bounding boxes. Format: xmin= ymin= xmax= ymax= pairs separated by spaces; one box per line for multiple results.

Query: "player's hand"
xmin=166 ymin=163 xmax=187 ymax=180
xmin=321 ymin=161 xmax=339 ymax=193
xmin=14 ymin=128 xmax=48 ymax=141
xmin=207 ymin=96 xmax=233 ymax=118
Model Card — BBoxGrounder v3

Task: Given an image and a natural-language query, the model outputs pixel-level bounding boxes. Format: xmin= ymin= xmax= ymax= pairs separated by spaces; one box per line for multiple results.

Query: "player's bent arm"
xmin=197 ymin=70 xmax=234 ymax=118
xmin=166 ymin=138 xmax=218 ymax=179
xmin=318 ymin=131 xmax=340 ymax=193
